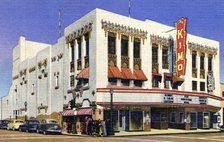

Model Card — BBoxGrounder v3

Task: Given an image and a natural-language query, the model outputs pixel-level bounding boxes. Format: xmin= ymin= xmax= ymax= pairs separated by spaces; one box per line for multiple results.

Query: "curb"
xmin=62 ymin=130 xmax=221 ymax=137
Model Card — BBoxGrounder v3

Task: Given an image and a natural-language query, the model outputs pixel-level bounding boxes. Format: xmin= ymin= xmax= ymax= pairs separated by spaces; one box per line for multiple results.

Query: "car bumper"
xmin=46 ymin=130 xmax=62 ymax=133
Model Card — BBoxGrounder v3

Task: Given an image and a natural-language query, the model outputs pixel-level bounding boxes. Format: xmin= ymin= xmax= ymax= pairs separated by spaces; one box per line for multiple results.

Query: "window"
xmin=121 ymin=35 xmax=129 ymax=56
xmin=179 ymin=112 xmax=184 ymax=123
xmin=134 ymin=80 xmax=143 ymax=87
xmin=152 ymin=44 xmax=158 ymax=64
xmin=70 ymin=75 xmax=74 ymax=87
xmin=108 ymin=32 xmax=116 ymax=54
xmin=200 ymin=82 xmax=205 ymax=91
xmin=55 ymin=74 xmax=59 ymax=89
xmin=164 ymin=80 xmax=169 ymax=89
xmin=108 ymin=78 xmax=117 ymax=85
xmin=192 ymin=51 xmax=197 ymax=68
xmin=162 ymin=47 xmax=169 ymax=69
xmin=77 ymin=38 xmax=82 ymax=59
xmin=152 ymin=78 xmax=159 ymax=88
xmin=85 ymin=33 xmax=89 ymax=56
xmin=170 ymin=112 xmax=176 ymax=123
xmin=192 ymin=81 xmax=197 ymax=91
xmin=71 ymin=42 xmax=74 ymax=61
xmin=134 ymin=38 xmax=140 ymax=58
xmin=200 ymin=53 xmax=205 ymax=69
xmin=121 ymin=79 xmax=130 ymax=86
xmin=208 ymin=55 xmax=213 ymax=71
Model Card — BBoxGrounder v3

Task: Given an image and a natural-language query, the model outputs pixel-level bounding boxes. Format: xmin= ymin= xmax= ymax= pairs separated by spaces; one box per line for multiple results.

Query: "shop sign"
xmin=176 ymin=18 xmax=187 ymax=77
xmin=199 ymin=97 xmax=207 ymax=104
xmin=164 ymin=94 xmax=174 ymax=103
xmin=180 ymin=96 xmax=192 ymax=104
xmin=207 ymin=72 xmax=215 ymax=93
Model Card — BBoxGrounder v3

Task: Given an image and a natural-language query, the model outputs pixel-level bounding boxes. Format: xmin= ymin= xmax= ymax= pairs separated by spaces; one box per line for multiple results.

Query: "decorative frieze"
xmin=13 ymin=75 xmax=19 ymax=80
xmin=65 ymin=22 xmax=93 ymax=43
xmin=108 ymin=54 xmax=117 ymax=66
xmin=101 ymin=20 xmax=147 ymax=40
xmin=51 ymin=53 xmax=64 ymax=62
xmin=150 ymin=34 xmax=170 ymax=46
xmin=29 ymin=66 xmax=36 ymax=73
xmin=188 ymin=42 xmax=218 ymax=55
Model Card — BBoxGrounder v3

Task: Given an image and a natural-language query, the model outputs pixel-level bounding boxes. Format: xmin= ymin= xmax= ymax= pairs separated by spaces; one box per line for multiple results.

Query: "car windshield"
xmin=28 ymin=121 xmax=39 ymax=124
xmin=16 ymin=121 xmax=24 ymax=123
xmin=46 ymin=124 xmax=60 ymax=129
xmin=49 ymin=120 xmax=58 ymax=124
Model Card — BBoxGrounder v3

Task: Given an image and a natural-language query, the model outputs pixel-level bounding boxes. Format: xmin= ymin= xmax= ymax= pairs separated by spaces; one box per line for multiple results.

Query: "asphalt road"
xmin=0 ymin=129 xmax=224 ymax=142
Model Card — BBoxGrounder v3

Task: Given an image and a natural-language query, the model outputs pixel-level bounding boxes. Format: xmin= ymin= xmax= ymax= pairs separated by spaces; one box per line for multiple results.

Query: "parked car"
xmin=0 ymin=120 xmax=9 ymax=129
xmin=220 ymin=125 xmax=224 ymax=131
xmin=36 ymin=123 xmax=62 ymax=135
xmin=7 ymin=119 xmax=24 ymax=131
xmin=41 ymin=119 xmax=58 ymax=124
xmin=19 ymin=120 xmax=39 ymax=132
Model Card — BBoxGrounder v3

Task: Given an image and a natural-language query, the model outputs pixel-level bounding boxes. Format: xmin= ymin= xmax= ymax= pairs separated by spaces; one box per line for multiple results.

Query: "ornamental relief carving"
xmin=188 ymin=42 xmax=217 ymax=55
xmin=101 ymin=20 xmax=147 ymax=42
xmin=150 ymin=34 xmax=170 ymax=46
xmin=65 ymin=22 xmax=93 ymax=43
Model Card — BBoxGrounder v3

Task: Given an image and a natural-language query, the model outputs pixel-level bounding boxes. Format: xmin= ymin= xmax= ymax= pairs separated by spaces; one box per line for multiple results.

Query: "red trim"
xmin=62 ymin=110 xmax=75 ymax=116
xmin=76 ymin=108 xmax=92 ymax=115
xmin=76 ymin=67 xmax=89 ymax=79
xmin=108 ymin=66 xmax=123 ymax=79
xmin=96 ymin=102 xmax=220 ymax=109
xmin=134 ymin=70 xmax=148 ymax=81
xmin=164 ymin=73 xmax=172 ymax=81
xmin=96 ymin=88 xmax=222 ymax=101
xmin=121 ymin=68 xmax=135 ymax=80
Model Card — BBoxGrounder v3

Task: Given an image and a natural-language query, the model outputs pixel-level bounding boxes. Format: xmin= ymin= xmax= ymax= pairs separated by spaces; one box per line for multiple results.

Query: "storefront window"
xmin=152 ymin=78 xmax=159 ymax=88
xmin=170 ymin=112 xmax=176 ymax=123
xmin=130 ymin=111 xmax=143 ymax=130
xmin=134 ymin=80 xmax=142 ymax=87
xmin=164 ymin=80 xmax=169 ymax=89
xmin=179 ymin=112 xmax=184 ymax=123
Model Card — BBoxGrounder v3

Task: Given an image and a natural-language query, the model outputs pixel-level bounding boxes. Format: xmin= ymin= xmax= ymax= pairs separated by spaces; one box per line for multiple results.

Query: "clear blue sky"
xmin=0 ymin=0 xmax=223 ymax=97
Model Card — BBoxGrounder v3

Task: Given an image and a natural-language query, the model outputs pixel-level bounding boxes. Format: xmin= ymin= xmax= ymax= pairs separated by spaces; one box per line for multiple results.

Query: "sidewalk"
xmin=115 ymin=128 xmax=220 ymax=137
xmin=62 ymin=128 xmax=221 ymax=137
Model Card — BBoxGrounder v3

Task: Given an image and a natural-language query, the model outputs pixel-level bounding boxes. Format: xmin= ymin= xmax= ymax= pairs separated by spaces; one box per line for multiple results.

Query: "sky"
xmin=0 ymin=0 xmax=223 ymax=97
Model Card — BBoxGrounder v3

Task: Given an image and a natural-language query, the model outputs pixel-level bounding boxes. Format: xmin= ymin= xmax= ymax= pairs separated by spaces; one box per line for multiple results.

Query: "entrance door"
xmin=190 ymin=112 xmax=197 ymax=129
xmin=119 ymin=110 xmax=129 ymax=131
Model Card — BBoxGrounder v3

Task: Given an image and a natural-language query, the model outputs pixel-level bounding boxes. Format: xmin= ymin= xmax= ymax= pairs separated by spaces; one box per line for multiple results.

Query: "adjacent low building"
xmin=0 ymin=8 xmax=222 ymax=132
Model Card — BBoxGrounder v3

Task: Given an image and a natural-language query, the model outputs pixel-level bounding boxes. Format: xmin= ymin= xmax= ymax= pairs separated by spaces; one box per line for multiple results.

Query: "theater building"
xmin=0 ymin=8 xmax=222 ymax=131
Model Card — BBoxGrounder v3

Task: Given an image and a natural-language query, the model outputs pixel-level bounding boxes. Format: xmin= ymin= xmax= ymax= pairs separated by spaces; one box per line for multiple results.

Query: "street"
xmin=0 ymin=130 xmax=224 ymax=142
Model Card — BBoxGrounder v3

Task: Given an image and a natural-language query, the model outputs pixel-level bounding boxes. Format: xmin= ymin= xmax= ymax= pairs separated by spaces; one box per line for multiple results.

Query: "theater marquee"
xmin=176 ymin=18 xmax=187 ymax=77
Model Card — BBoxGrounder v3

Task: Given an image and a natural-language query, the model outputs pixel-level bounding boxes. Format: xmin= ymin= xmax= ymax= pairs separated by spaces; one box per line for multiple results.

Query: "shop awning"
xmin=76 ymin=67 xmax=89 ymax=79
xmin=164 ymin=73 xmax=172 ymax=81
xmin=121 ymin=68 xmax=135 ymax=80
xmin=62 ymin=110 xmax=75 ymax=116
xmin=173 ymin=76 xmax=184 ymax=85
xmin=108 ymin=66 xmax=123 ymax=79
xmin=76 ymin=108 xmax=92 ymax=116
xmin=152 ymin=72 xmax=162 ymax=82
xmin=134 ymin=70 xmax=148 ymax=81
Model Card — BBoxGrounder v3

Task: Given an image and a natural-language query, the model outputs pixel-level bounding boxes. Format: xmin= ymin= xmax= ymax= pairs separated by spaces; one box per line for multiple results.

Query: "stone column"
xmin=129 ymin=36 xmax=134 ymax=87
xmin=81 ymin=36 xmax=86 ymax=69
xmin=116 ymin=33 xmax=122 ymax=86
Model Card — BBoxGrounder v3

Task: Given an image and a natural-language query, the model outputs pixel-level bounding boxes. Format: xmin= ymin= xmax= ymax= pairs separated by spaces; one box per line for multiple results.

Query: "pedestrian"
xmin=103 ymin=120 xmax=107 ymax=137
xmin=85 ymin=116 xmax=89 ymax=135
xmin=95 ymin=119 xmax=100 ymax=136
xmin=99 ymin=120 xmax=103 ymax=136
xmin=88 ymin=118 xmax=93 ymax=135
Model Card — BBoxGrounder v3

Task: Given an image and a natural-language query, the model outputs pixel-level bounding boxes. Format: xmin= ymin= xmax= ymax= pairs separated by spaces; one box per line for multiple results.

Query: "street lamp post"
xmin=24 ymin=101 xmax=27 ymax=121
xmin=110 ymin=88 xmax=114 ymax=135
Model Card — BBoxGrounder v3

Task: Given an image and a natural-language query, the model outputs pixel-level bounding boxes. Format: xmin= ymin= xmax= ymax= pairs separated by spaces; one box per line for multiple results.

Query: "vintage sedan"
xmin=7 ymin=120 xmax=24 ymax=131
xmin=19 ymin=120 xmax=39 ymax=132
xmin=0 ymin=120 xmax=9 ymax=129
xmin=36 ymin=123 xmax=62 ymax=135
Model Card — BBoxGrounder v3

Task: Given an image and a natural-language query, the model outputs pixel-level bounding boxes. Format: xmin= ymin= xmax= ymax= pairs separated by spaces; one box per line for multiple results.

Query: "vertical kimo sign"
xmin=176 ymin=18 xmax=187 ymax=77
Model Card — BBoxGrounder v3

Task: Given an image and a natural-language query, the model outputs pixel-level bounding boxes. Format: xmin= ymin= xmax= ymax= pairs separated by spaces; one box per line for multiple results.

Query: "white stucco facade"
xmin=0 ymin=8 xmax=222 ymax=129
